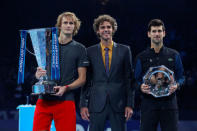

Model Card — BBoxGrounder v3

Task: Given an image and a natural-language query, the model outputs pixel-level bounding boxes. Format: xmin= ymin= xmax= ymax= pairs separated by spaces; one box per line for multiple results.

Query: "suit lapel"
xmin=97 ymin=44 xmax=107 ymax=76
xmin=109 ymin=42 xmax=118 ymax=77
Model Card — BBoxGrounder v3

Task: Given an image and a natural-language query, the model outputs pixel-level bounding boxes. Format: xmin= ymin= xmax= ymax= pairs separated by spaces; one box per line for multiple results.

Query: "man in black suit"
xmin=80 ymin=14 xmax=134 ymax=131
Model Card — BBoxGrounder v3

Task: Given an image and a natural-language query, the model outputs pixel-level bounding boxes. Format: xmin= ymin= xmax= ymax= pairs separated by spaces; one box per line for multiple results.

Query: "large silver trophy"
xmin=143 ymin=65 xmax=176 ymax=98
xmin=28 ymin=28 xmax=60 ymax=95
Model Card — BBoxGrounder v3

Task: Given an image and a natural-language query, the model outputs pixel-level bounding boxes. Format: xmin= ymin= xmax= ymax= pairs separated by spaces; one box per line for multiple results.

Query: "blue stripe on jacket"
xmin=134 ymin=58 xmax=142 ymax=87
xmin=175 ymin=54 xmax=185 ymax=86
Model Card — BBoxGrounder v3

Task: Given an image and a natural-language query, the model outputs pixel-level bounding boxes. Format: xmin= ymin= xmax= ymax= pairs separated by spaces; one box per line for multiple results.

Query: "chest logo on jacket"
xmin=168 ymin=58 xmax=174 ymax=62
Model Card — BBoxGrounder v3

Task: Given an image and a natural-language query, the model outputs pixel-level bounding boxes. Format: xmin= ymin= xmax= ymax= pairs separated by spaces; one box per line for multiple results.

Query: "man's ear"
xmin=163 ymin=31 xmax=166 ymax=37
xmin=147 ymin=31 xmax=150 ymax=38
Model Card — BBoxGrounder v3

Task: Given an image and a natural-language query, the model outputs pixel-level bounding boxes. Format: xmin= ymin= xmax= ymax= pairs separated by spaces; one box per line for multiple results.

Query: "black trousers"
xmin=89 ymin=98 xmax=126 ymax=131
xmin=140 ymin=109 xmax=178 ymax=131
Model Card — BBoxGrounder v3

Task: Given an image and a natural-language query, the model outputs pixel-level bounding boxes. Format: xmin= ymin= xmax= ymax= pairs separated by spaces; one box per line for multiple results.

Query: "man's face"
xmin=148 ymin=26 xmax=165 ymax=45
xmin=60 ymin=16 xmax=75 ymax=35
xmin=97 ymin=21 xmax=113 ymax=41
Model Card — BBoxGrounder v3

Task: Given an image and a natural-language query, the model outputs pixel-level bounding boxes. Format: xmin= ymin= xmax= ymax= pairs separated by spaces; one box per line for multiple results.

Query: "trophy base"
xmin=150 ymin=86 xmax=170 ymax=98
xmin=32 ymin=80 xmax=57 ymax=95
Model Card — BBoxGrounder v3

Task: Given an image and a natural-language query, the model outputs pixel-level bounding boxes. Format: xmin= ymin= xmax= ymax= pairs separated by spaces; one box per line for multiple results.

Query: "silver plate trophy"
xmin=143 ymin=65 xmax=176 ymax=98
xmin=28 ymin=28 xmax=60 ymax=95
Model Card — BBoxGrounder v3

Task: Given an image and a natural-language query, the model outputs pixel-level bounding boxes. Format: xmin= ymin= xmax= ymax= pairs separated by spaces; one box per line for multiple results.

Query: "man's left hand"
xmin=169 ymin=83 xmax=178 ymax=94
xmin=125 ymin=107 xmax=133 ymax=121
xmin=52 ymin=86 xmax=68 ymax=96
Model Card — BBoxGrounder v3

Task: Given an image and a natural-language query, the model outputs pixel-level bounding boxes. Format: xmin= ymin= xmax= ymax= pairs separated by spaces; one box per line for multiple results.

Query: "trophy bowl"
xmin=143 ymin=65 xmax=176 ymax=98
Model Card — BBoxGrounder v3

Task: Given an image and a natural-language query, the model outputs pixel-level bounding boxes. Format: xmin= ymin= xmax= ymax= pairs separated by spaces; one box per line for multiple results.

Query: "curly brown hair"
xmin=55 ymin=12 xmax=81 ymax=36
xmin=93 ymin=14 xmax=118 ymax=37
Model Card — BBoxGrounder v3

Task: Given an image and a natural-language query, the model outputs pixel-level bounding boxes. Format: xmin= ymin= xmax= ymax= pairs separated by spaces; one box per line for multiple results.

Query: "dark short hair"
xmin=148 ymin=19 xmax=165 ymax=32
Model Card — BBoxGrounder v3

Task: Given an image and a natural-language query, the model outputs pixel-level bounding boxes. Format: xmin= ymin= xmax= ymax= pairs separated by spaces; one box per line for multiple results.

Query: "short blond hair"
xmin=55 ymin=12 xmax=81 ymax=36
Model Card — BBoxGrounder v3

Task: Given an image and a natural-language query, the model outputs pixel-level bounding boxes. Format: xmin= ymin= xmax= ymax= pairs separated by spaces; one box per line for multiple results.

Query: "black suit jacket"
xmin=80 ymin=42 xmax=134 ymax=112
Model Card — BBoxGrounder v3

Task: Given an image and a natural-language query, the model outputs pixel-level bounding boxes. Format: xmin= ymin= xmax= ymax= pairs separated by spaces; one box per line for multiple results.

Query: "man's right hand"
xmin=35 ymin=67 xmax=46 ymax=79
xmin=80 ymin=107 xmax=90 ymax=121
xmin=140 ymin=83 xmax=151 ymax=94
